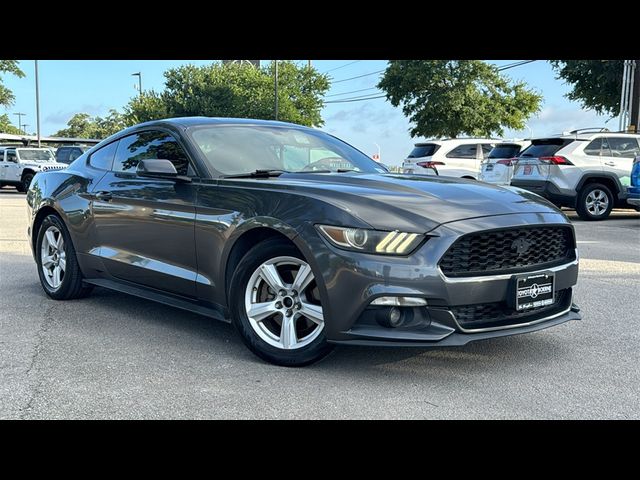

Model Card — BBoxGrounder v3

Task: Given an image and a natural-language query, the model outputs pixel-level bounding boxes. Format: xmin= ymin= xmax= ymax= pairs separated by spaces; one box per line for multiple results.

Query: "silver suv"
xmin=0 ymin=147 xmax=67 ymax=192
xmin=510 ymin=129 xmax=640 ymax=220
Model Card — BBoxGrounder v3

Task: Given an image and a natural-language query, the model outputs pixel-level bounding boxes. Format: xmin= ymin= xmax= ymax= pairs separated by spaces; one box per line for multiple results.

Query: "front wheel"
xmin=19 ymin=173 xmax=34 ymax=193
xmin=229 ymin=238 xmax=334 ymax=367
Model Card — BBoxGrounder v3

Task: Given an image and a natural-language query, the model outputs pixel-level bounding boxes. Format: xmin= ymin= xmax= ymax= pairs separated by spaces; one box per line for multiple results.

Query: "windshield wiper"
xmin=294 ymin=168 xmax=356 ymax=174
xmin=221 ymin=169 xmax=288 ymax=179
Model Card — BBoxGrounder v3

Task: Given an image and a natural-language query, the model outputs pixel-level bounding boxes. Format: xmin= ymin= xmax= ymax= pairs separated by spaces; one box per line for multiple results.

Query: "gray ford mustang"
xmin=26 ymin=117 xmax=581 ymax=366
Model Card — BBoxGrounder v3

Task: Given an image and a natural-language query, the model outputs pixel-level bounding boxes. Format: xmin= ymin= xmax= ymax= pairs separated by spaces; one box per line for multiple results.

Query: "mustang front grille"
xmin=439 ymin=226 xmax=575 ymax=277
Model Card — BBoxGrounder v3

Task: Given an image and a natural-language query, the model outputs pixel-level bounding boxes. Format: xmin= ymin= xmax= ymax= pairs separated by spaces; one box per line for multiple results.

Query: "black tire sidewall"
xmin=577 ymin=183 xmax=614 ymax=221
xmin=36 ymin=214 xmax=79 ymax=299
xmin=229 ymin=238 xmax=333 ymax=367
xmin=22 ymin=174 xmax=34 ymax=192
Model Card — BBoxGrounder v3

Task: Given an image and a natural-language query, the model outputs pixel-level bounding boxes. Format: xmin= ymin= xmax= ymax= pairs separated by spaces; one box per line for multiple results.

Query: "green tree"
xmin=550 ymin=60 xmax=624 ymax=116
xmin=125 ymin=61 xmax=330 ymax=126
xmin=53 ymin=109 xmax=126 ymax=139
xmin=0 ymin=60 xmax=25 ymax=108
xmin=378 ymin=60 xmax=542 ymax=138
xmin=0 ymin=113 xmax=22 ymax=134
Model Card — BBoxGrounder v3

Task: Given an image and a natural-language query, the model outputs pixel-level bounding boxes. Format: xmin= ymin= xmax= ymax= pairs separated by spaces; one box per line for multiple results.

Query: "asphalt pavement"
xmin=1 ymin=188 xmax=639 ymax=419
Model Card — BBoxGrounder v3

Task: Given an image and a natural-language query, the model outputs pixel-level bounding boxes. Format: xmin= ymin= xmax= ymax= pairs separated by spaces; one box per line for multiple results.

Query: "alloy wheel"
xmin=585 ymin=189 xmax=609 ymax=216
xmin=40 ymin=226 xmax=66 ymax=289
xmin=244 ymin=256 xmax=324 ymax=350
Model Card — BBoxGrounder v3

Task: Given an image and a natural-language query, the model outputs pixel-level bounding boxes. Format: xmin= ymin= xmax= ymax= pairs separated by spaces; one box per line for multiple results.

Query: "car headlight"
xmin=316 ymin=225 xmax=424 ymax=255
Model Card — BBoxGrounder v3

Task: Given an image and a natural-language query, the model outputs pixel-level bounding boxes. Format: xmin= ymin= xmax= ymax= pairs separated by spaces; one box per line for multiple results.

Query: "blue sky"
xmin=2 ymin=60 xmax=613 ymax=166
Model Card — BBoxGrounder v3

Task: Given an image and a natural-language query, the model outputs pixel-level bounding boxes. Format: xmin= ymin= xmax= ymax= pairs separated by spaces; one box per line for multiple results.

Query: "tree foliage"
xmin=53 ymin=109 xmax=127 ymax=139
xmin=125 ymin=61 xmax=330 ymax=127
xmin=378 ymin=60 xmax=542 ymax=138
xmin=0 ymin=60 xmax=25 ymax=108
xmin=550 ymin=60 xmax=624 ymax=116
xmin=0 ymin=113 xmax=22 ymax=134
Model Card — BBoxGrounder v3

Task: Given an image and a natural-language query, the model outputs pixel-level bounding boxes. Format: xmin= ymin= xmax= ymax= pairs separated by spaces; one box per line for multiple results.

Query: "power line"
xmin=322 ymin=60 xmax=361 ymax=74
xmin=325 ymin=86 xmax=379 ymax=97
xmin=331 ymin=69 xmax=386 ymax=84
xmin=497 ymin=60 xmax=536 ymax=71
xmin=325 ymin=94 xmax=387 ymax=104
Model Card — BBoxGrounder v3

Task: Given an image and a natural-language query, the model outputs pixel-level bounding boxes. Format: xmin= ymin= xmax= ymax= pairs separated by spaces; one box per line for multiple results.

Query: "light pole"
xmin=132 ymin=72 xmax=142 ymax=97
xmin=374 ymin=142 xmax=381 ymax=161
xmin=13 ymin=112 xmax=26 ymax=134
xmin=35 ymin=60 xmax=41 ymax=147
xmin=22 ymin=124 xmax=29 ymax=135
xmin=274 ymin=61 xmax=279 ymax=120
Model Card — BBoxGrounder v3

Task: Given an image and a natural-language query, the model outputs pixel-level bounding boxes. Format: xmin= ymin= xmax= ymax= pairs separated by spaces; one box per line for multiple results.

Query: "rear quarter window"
xmin=408 ymin=144 xmax=440 ymax=158
xmin=88 ymin=142 xmax=118 ymax=171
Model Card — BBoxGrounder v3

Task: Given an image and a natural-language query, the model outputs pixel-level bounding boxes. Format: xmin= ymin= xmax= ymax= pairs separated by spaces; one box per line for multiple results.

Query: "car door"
xmin=604 ymin=137 xmax=640 ymax=186
xmin=3 ymin=149 xmax=21 ymax=184
xmin=90 ymin=129 xmax=199 ymax=297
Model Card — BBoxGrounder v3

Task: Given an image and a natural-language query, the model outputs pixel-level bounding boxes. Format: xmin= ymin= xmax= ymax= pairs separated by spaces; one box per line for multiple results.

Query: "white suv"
xmin=0 ymin=147 xmax=67 ymax=192
xmin=478 ymin=140 xmax=531 ymax=185
xmin=510 ymin=129 xmax=640 ymax=220
xmin=402 ymin=138 xmax=498 ymax=179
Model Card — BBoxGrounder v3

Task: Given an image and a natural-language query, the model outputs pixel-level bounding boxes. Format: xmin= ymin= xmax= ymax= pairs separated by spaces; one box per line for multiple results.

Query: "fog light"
xmin=371 ymin=296 xmax=427 ymax=307
xmin=389 ymin=307 xmax=402 ymax=327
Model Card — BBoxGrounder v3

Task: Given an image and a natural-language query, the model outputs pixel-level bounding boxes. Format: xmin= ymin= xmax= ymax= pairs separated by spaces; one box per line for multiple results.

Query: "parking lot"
xmin=1 ymin=188 xmax=639 ymax=419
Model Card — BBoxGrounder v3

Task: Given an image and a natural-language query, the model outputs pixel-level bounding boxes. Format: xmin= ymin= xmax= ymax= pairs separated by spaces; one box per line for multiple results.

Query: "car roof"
xmin=136 ymin=116 xmax=310 ymax=130
xmin=414 ymin=138 xmax=499 ymax=146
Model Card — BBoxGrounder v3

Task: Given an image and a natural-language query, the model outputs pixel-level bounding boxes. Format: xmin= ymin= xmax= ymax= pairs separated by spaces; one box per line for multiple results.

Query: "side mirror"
xmin=136 ymin=159 xmax=190 ymax=182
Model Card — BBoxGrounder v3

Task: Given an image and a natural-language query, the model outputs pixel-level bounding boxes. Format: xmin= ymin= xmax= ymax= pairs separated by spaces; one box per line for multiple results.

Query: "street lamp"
xmin=132 ymin=72 xmax=142 ymax=97
xmin=13 ymin=112 xmax=26 ymax=134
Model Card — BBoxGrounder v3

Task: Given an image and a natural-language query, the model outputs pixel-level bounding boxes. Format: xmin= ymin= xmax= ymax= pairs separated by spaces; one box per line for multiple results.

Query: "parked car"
xmin=56 ymin=145 xmax=91 ymax=165
xmin=510 ymin=129 xmax=640 ymax=220
xmin=478 ymin=141 xmax=531 ymax=185
xmin=402 ymin=138 xmax=498 ymax=179
xmin=0 ymin=146 xmax=67 ymax=192
xmin=627 ymin=155 xmax=640 ymax=209
xmin=27 ymin=117 xmax=581 ymax=366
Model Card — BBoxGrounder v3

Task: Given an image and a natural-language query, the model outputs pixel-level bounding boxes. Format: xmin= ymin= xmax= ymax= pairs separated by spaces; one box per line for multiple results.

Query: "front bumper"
xmin=297 ymin=212 xmax=580 ymax=346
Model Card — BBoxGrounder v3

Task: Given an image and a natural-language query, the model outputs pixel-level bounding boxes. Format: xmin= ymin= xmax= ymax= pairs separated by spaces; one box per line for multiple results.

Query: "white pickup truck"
xmin=0 ymin=146 xmax=68 ymax=192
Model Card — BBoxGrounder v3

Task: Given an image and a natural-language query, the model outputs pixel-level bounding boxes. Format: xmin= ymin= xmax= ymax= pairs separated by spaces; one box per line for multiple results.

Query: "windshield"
xmin=18 ymin=149 xmax=55 ymax=162
xmin=488 ymin=144 xmax=522 ymax=159
xmin=190 ymin=125 xmax=383 ymax=175
xmin=408 ymin=144 xmax=439 ymax=158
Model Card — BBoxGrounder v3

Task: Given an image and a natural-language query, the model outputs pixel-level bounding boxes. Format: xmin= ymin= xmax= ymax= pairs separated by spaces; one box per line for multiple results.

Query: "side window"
xmin=89 ymin=142 xmax=118 ymax=170
xmin=584 ymin=138 xmax=612 ymax=157
xmin=480 ymin=144 xmax=494 ymax=159
xmin=57 ymin=148 xmax=70 ymax=163
xmin=446 ymin=144 xmax=477 ymax=159
xmin=6 ymin=150 xmax=17 ymax=163
xmin=68 ymin=148 xmax=83 ymax=162
xmin=113 ymin=131 xmax=191 ymax=176
xmin=607 ymin=137 xmax=640 ymax=158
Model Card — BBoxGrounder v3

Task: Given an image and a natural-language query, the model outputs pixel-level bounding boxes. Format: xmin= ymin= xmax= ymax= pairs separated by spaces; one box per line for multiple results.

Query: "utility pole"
xmin=35 ymin=60 xmax=41 ymax=147
xmin=22 ymin=124 xmax=29 ymax=135
xmin=274 ymin=60 xmax=279 ymax=120
xmin=132 ymin=72 xmax=142 ymax=97
xmin=629 ymin=60 xmax=640 ymax=133
xmin=307 ymin=60 xmax=312 ymax=69
xmin=13 ymin=112 xmax=25 ymax=134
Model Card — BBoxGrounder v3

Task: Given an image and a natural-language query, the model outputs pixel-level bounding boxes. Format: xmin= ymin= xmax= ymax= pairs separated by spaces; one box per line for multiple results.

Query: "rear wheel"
xmin=36 ymin=214 xmax=93 ymax=300
xmin=229 ymin=238 xmax=334 ymax=367
xmin=576 ymin=183 xmax=613 ymax=221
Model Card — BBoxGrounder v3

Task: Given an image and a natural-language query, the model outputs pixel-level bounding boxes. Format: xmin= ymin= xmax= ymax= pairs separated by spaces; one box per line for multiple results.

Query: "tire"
xmin=576 ymin=183 xmax=614 ymax=221
xmin=35 ymin=214 xmax=93 ymax=300
xmin=20 ymin=173 xmax=34 ymax=193
xmin=229 ymin=238 xmax=334 ymax=367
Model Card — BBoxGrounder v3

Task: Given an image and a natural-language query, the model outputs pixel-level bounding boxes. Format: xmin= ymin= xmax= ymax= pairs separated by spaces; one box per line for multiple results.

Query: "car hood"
xmin=268 ymin=173 xmax=563 ymax=232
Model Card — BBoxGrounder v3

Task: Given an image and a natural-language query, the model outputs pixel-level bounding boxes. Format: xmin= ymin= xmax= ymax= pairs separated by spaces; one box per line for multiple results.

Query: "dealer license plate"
xmin=515 ymin=272 xmax=555 ymax=311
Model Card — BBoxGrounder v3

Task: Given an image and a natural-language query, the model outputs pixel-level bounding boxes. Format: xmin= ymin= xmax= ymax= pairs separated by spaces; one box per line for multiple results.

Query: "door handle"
xmin=95 ymin=191 xmax=113 ymax=202
xmin=604 ymin=162 xmax=616 ymax=166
